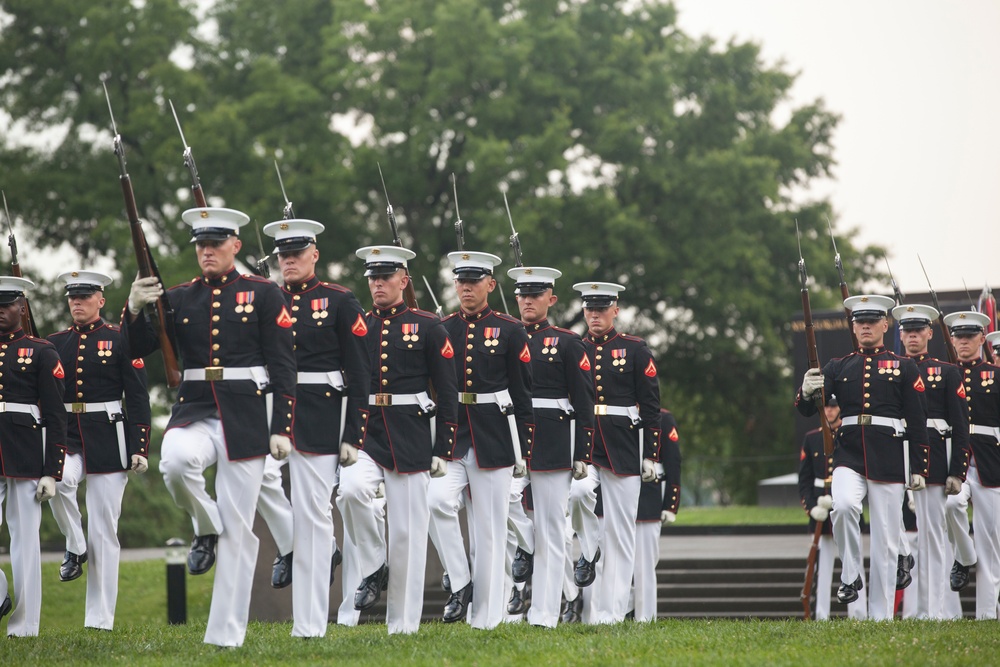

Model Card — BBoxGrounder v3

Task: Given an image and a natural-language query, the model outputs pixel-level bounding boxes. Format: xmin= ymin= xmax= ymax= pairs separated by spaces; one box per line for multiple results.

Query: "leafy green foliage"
xmin=0 ymin=0 xmax=885 ymax=503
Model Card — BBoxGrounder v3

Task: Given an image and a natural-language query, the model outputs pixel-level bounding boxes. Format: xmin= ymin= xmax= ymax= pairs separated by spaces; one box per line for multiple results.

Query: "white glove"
xmin=269 ymin=434 xmax=292 ymax=461
xmin=339 ymin=442 xmax=359 ymax=467
xmin=131 ymin=455 xmax=148 ymax=474
xmin=641 ymin=458 xmax=657 ymax=483
xmin=430 ymin=456 xmax=448 ymax=478
xmin=801 ymin=368 xmax=824 ymax=399
xmin=909 ymin=474 xmax=926 ymax=491
xmin=572 ymin=460 xmax=589 ymax=480
xmin=660 ymin=510 xmax=677 ymax=525
xmin=513 ymin=459 xmax=527 ymax=478
xmin=816 ymin=494 xmax=833 ymax=510
xmin=128 ymin=276 xmax=164 ymax=315
xmin=809 ymin=505 xmax=829 ymax=522
xmin=945 ymin=476 xmax=963 ymax=496
xmin=375 ymin=481 xmax=386 ymax=498
xmin=35 ymin=476 xmax=56 ymax=502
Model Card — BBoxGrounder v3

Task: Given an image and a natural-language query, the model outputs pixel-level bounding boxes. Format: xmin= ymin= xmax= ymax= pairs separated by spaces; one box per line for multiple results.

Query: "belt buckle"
xmin=374 ymin=393 xmax=392 ymax=407
xmin=204 ymin=366 xmax=224 ymax=382
xmin=594 ymin=404 xmax=608 ymax=416
xmin=458 ymin=392 xmax=477 ymax=405
xmin=858 ymin=415 xmax=872 ymax=426
xmin=72 ymin=402 xmax=86 ymax=414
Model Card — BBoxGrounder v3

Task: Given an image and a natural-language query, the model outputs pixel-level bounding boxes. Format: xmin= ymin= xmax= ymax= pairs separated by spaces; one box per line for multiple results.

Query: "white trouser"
xmin=0 ymin=477 xmax=42 ymax=636
xmin=525 ymin=470 xmax=571 ymax=627
xmin=159 ymin=418 xmax=264 ymax=647
xmin=428 ymin=449 xmax=514 ymax=629
xmin=832 ymin=466 xmax=903 ymax=620
xmin=595 ymin=469 xmax=641 ymax=623
xmin=562 ymin=517 xmax=579 ymax=603
xmin=911 ymin=486 xmax=949 ymax=619
xmin=968 ymin=465 xmax=1000 ymax=619
xmin=82 ymin=471 xmax=129 ymax=630
xmin=288 ymin=448 xmax=338 ymax=637
xmin=900 ymin=531 xmax=920 ymax=619
xmin=507 ymin=473 xmax=533 ymax=554
xmin=811 ymin=534 xmax=867 ymax=620
xmin=339 ymin=451 xmax=429 ymax=634
xmin=49 ymin=452 xmax=87 ymax=555
xmin=568 ymin=469 xmax=600 ymax=562
xmin=581 ymin=517 xmax=602 ymax=624
xmin=632 ymin=520 xmax=661 ymax=622
xmin=945 ymin=480 xmax=975 ymax=567
xmin=257 ymin=455 xmax=295 ymax=557
xmin=336 ymin=481 xmax=385 ymax=628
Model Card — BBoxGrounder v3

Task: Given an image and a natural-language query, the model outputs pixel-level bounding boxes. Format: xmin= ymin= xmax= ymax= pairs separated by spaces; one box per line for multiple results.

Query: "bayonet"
xmin=2 ymin=191 xmax=16 ymax=266
xmin=918 ymin=255 xmax=958 ymax=364
xmin=501 ymin=184 xmax=523 ymax=267
xmin=274 ymin=159 xmax=294 ymax=219
xmin=825 ymin=215 xmax=859 ymax=350
xmin=422 ymin=275 xmax=443 ymax=319
xmin=883 ymin=253 xmax=905 ymax=305
xmin=377 ymin=163 xmax=400 ymax=246
xmin=102 ymin=80 xmax=128 ymax=178
xmin=451 ymin=173 xmax=464 ymax=251
xmin=168 ymin=100 xmax=207 ymax=208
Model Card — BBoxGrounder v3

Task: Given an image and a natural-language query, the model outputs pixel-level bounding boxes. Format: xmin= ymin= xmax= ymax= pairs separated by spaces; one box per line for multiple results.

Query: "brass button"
xmin=212 ymin=315 xmax=220 ymax=322
xmin=213 ymin=289 xmax=222 ymax=296
xmin=212 ymin=301 xmax=221 ymax=308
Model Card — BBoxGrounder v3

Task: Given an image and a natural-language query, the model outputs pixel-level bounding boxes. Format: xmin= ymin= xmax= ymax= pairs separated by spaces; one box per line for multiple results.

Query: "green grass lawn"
xmin=0 ymin=561 xmax=995 ymax=666
xmin=673 ymin=505 xmax=806 ymax=526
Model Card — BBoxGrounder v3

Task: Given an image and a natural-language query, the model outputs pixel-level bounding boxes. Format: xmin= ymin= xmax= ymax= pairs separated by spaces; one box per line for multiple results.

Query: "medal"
xmin=311 ymin=297 xmax=329 ymax=321
xmin=484 ymin=327 xmax=500 ymax=347
xmin=236 ymin=291 xmax=255 ymax=315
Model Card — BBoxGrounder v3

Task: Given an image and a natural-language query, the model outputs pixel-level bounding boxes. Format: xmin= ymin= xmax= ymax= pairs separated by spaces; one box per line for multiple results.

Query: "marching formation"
xmin=797 ymin=293 xmax=999 ymax=621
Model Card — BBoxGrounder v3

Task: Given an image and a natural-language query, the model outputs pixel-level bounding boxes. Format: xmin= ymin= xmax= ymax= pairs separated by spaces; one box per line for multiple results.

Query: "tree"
xmin=0 ymin=0 xmax=884 ymax=504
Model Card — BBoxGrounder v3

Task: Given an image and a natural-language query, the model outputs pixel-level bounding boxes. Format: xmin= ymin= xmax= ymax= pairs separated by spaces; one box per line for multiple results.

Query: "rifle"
xmin=1 ymin=192 xmax=38 ymax=337
xmin=253 ymin=221 xmax=271 ymax=280
xmin=979 ymin=284 xmax=997 ymax=364
xmin=377 ymin=163 xmax=419 ymax=309
xmin=421 ymin=275 xmax=444 ymax=319
xmin=451 ymin=173 xmax=464 ymax=251
xmin=501 ymin=185 xmax=523 ymax=267
xmin=168 ymin=100 xmax=208 ymax=209
xmin=917 ymin=255 xmax=958 ymax=364
xmin=797 ymin=220 xmax=836 ymax=621
xmin=104 ymin=81 xmax=182 ymax=388
xmin=884 ymin=254 xmax=905 ymax=354
xmin=826 ymin=216 xmax=860 ymax=350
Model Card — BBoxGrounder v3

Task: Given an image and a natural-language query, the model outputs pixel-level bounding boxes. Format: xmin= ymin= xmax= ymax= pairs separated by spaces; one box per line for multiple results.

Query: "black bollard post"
xmin=165 ymin=537 xmax=187 ymax=625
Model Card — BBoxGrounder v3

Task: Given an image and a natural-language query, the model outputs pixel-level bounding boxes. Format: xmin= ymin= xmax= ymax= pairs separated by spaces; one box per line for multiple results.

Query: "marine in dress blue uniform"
xmin=124 ymin=207 xmax=296 ymax=647
xmin=503 ymin=266 xmax=595 ymax=627
xmin=261 ymin=218 xmax=371 ymax=636
xmin=0 ymin=276 xmax=67 ymax=636
xmin=891 ymin=304 xmax=970 ymax=619
xmin=46 ymin=270 xmax=151 ymax=630
xmin=427 ymin=251 xmax=533 ymax=629
xmin=337 ymin=245 xmax=458 ymax=634
xmin=568 ymin=281 xmax=662 ymax=624
xmin=797 ymin=294 xmax=928 ymax=620
xmin=943 ymin=311 xmax=1000 ymax=618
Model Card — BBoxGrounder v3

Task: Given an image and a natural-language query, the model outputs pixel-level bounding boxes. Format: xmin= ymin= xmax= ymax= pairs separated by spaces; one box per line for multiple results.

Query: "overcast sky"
xmin=672 ymin=0 xmax=1000 ymax=294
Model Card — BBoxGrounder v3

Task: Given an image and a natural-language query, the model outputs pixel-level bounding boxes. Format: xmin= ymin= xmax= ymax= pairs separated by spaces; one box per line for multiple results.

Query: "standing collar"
xmin=201 ymin=267 xmax=241 ymax=287
xmin=72 ymin=317 xmax=105 ymax=334
xmin=373 ymin=302 xmax=408 ymax=319
xmin=525 ymin=318 xmax=551 ymax=333
xmin=460 ymin=305 xmax=493 ymax=322
xmin=587 ymin=327 xmax=618 ymax=344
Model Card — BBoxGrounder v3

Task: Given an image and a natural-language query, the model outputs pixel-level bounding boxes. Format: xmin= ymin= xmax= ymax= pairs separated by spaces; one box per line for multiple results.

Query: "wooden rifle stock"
xmin=121 ymin=179 xmax=182 ymax=388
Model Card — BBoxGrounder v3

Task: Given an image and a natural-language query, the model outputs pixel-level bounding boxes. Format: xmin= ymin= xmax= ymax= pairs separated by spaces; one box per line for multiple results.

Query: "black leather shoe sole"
xmin=574 ymin=548 xmax=601 ymax=588
xmin=188 ymin=535 xmax=218 ymax=576
xmin=837 ymin=576 xmax=864 ymax=604
xmin=330 ymin=548 xmax=343 ymax=587
xmin=271 ymin=552 xmax=293 ymax=589
xmin=59 ymin=551 xmax=87 ymax=582
xmin=950 ymin=562 xmax=971 ymax=592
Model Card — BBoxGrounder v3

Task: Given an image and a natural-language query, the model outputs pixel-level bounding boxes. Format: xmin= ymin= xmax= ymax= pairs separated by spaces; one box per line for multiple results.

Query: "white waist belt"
xmin=298 ymin=370 xmax=346 ymax=390
xmin=0 ymin=402 xmax=41 ymax=421
xmin=594 ymin=404 xmax=641 ymax=424
xmin=841 ymin=414 xmax=905 ymax=435
xmin=456 ymin=390 xmax=523 ymax=463
xmin=183 ymin=365 xmax=269 ymax=389
xmin=970 ymin=424 xmax=1000 ymax=440
xmin=532 ymin=397 xmax=573 ymax=413
xmin=927 ymin=418 xmax=952 ymax=435
xmin=369 ymin=392 xmax=435 ymax=412
xmin=65 ymin=400 xmax=123 ymax=416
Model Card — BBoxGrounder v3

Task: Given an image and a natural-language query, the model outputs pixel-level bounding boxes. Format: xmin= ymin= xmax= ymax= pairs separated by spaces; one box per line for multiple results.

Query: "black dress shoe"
xmin=896 ymin=553 xmax=914 ymax=590
xmin=442 ymin=572 xmax=451 ymax=593
xmin=574 ymin=547 xmax=601 ymax=587
xmin=442 ymin=582 xmax=473 ymax=623
xmin=354 ymin=563 xmax=389 ymax=610
xmin=951 ymin=560 xmax=971 ymax=592
xmin=59 ymin=550 xmax=87 ymax=582
xmin=837 ymin=576 xmax=864 ymax=604
xmin=507 ymin=582 xmax=532 ymax=615
xmin=271 ymin=551 xmax=293 ymax=589
xmin=187 ymin=534 xmax=218 ymax=575
xmin=330 ymin=548 xmax=343 ymax=586
xmin=560 ymin=595 xmax=582 ymax=623
xmin=0 ymin=595 xmax=11 ymax=620
xmin=511 ymin=547 xmax=534 ymax=584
